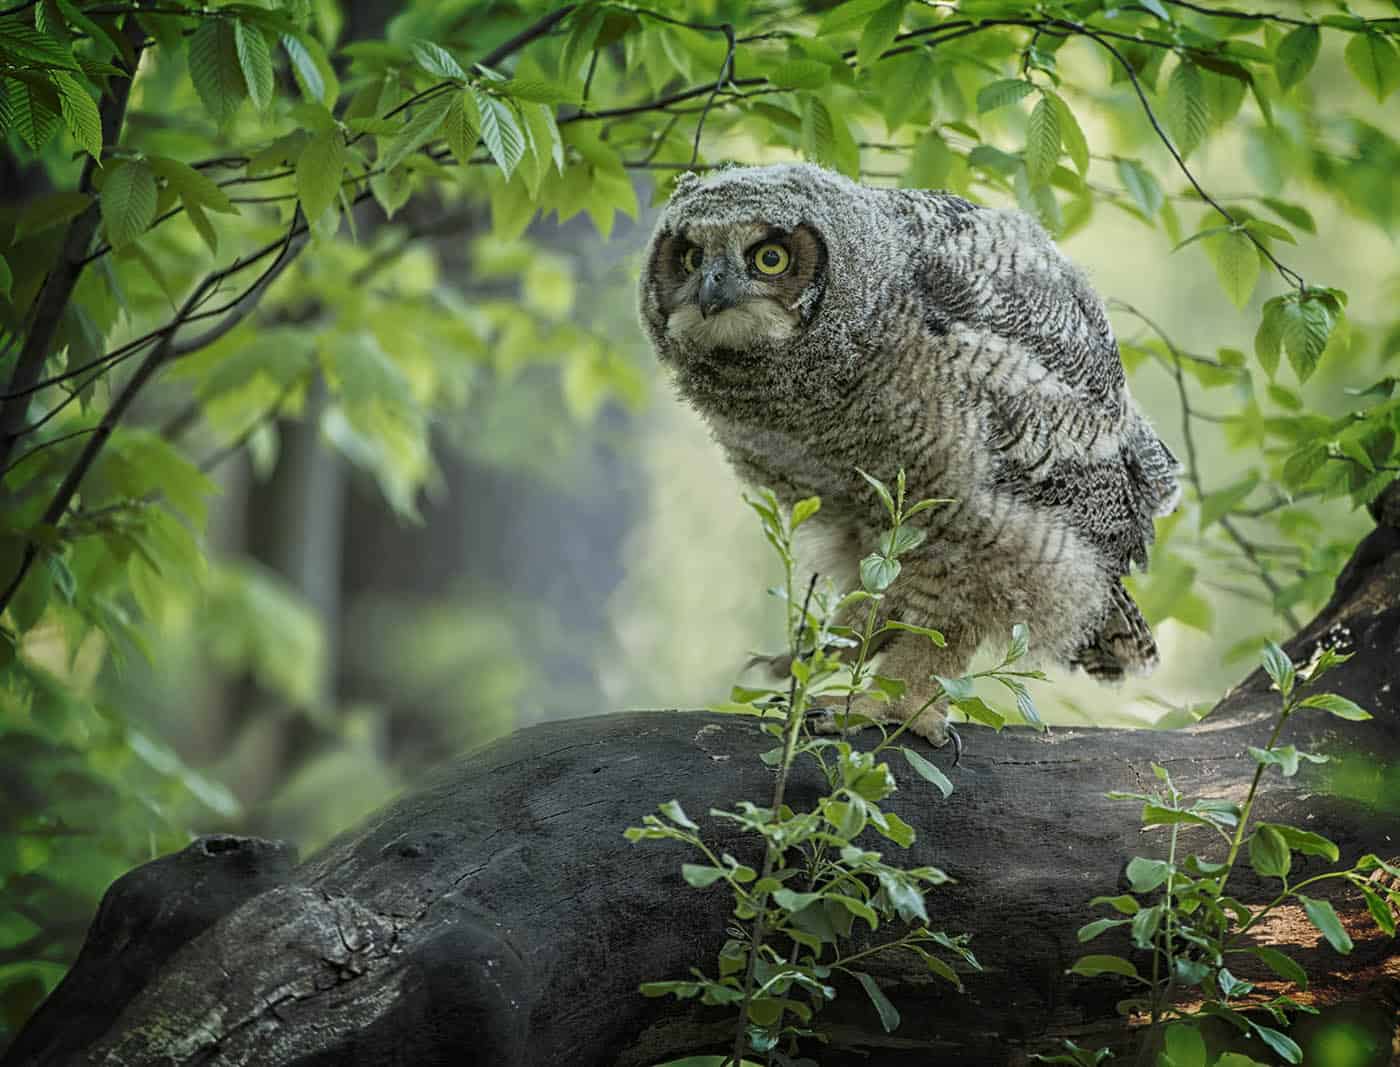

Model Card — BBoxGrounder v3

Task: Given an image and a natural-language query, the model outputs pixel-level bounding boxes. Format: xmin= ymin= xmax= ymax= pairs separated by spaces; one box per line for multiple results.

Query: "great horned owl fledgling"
xmin=638 ymin=164 xmax=1180 ymax=745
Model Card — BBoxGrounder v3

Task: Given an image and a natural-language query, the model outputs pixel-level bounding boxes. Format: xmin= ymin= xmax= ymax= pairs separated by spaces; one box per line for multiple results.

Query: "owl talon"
xmin=943 ymin=723 xmax=963 ymax=767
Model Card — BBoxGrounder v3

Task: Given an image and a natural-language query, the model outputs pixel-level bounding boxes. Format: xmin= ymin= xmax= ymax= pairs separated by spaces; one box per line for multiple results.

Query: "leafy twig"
xmin=0 ymin=224 xmax=308 ymax=615
xmin=0 ymin=20 xmax=144 ymax=475
xmin=690 ymin=23 xmax=735 ymax=166
xmin=1067 ymin=20 xmax=1306 ymax=293
xmin=729 ymin=571 xmax=819 ymax=1067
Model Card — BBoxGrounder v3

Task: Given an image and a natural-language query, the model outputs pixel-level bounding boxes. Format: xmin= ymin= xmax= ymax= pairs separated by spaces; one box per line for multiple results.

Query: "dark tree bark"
xmin=8 ymin=500 xmax=1400 ymax=1066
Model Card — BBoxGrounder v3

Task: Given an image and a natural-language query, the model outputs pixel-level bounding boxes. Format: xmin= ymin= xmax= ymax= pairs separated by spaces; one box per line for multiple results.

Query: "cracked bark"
xmin=6 ymin=492 xmax=1400 ymax=1066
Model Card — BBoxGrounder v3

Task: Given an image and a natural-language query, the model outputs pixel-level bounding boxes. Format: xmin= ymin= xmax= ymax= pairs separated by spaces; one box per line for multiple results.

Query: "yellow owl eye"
xmin=751 ymin=242 xmax=790 ymax=275
xmin=682 ymin=246 xmax=703 ymax=273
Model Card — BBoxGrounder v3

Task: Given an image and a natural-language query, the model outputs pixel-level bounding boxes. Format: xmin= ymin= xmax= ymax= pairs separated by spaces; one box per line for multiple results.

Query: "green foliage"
xmin=632 ymin=474 xmax=995 ymax=1061
xmin=0 ymin=655 xmax=237 ymax=1032
xmin=1069 ymin=643 xmax=1396 ymax=1065
xmin=1 ymin=0 xmax=1398 ymax=1053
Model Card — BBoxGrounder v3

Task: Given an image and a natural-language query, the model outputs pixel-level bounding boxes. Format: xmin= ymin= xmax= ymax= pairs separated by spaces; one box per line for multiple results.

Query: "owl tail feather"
xmin=1072 ymin=581 xmax=1159 ymax=682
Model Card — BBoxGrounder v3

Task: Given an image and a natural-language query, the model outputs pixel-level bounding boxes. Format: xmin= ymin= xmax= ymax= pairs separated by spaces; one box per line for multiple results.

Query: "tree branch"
xmin=0 ymin=20 xmax=144 ymax=475
xmin=0 ymin=225 xmax=308 ymax=615
xmin=1064 ymin=20 xmax=1307 ymax=293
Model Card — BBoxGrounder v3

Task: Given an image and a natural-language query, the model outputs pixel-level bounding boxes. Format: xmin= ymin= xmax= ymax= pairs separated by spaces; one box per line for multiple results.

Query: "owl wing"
xmin=914 ymin=198 xmax=1180 ymax=669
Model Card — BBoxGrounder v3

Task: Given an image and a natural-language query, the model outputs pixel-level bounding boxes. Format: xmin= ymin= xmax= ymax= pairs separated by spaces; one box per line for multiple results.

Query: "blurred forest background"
xmin=1 ymin=0 xmax=1398 ymax=1053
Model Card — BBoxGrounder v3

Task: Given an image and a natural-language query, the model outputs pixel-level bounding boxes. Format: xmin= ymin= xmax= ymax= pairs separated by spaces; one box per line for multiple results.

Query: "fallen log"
xmin=8 ymin=503 xmax=1400 ymax=1066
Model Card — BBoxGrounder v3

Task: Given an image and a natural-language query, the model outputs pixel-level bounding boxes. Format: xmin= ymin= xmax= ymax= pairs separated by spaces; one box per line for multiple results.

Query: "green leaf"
xmin=12 ymin=190 xmax=92 ymax=241
xmin=1126 ymin=856 xmax=1171 ymax=894
xmin=9 ymin=557 xmax=52 ymax=632
xmin=52 ymin=71 xmax=100 ymax=159
xmin=951 ymin=695 xmax=1004 ymax=729
xmin=184 ymin=200 xmax=216 ymax=254
xmin=1049 ymin=92 xmax=1088 ymax=176
xmin=681 ymin=863 xmax=725 ymax=887
xmin=855 ymin=467 xmax=896 ymax=518
xmin=659 ymin=799 xmax=698 ymax=829
xmin=1242 ymin=218 xmax=1296 ymax=245
xmin=1250 ymin=1023 xmax=1302 ymax=1065
xmin=1298 ymin=692 xmax=1371 ymax=721
xmin=0 ymin=254 xmax=10 ymax=299
xmin=498 ymin=78 xmax=578 ymax=105
xmin=1077 ymin=917 xmax=1125 ymax=942
xmin=771 ymin=59 xmax=830 ymax=91
xmin=1282 ymin=296 xmax=1333 ymax=384
xmin=1259 ymin=198 xmax=1315 ymax=234
xmin=1163 ymin=1023 xmax=1207 ymax=1067
xmin=1361 ymin=884 xmax=1396 ymax=936
xmin=1299 ymin=894 xmax=1353 ymax=954
xmin=442 ymin=90 xmax=479 ymax=169
xmin=1116 ymin=159 xmax=1162 ymax=216
xmin=1199 ymin=473 xmax=1258 ymax=530
xmin=851 ymin=970 xmax=900 ymax=1032
xmin=1344 ymin=31 xmax=1400 ymax=103
xmin=1249 ymin=824 xmax=1290 ymax=879
xmin=147 ymin=156 xmax=237 ymax=214
xmin=818 ymin=0 xmax=888 ymax=35
xmin=282 ymin=33 xmax=330 ymax=105
xmin=857 ymin=0 xmax=906 ymax=69
xmin=1130 ymin=904 xmax=1161 ymax=949
xmin=1248 ymin=745 xmax=1321 ymax=777
xmin=902 ymin=746 xmax=952 ymax=798
xmin=233 ymin=20 xmax=274 ymax=112
xmin=296 ymin=126 xmax=346 ymax=226
xmin=188 ymin=19 xmax=248 ymax=124
xmin=791 ymin=496 xmax=821 ymax=528
xmin=1274 ymin=25 xmax=1320 ymax=90
xmin=1261 ymin=641 xmax=1294 ymax=696
xmin=640 ymin=980 xmax=701 ymax=999
xmin=410 ymin=39 xmax=465 ymax=80
xmin=1089 ymin=894 xmax=1140 ymax=915
xmin=1248 ymin=945 xmax=1307 ymax=987
xmin=8 ymin=73 xmax=62 ymax=152
xmin=1069 ymin=954 xmax=1140 ymax=979
xmin=860 ymin=553 xmax=900 ymax=593
xmin=878 ymin=525 xmax=925 ymax=557
xmin=881 ymin=621 xmax=946 ymax=646
xmin=1261 ymin=822 xmax=1339 ymax=861
xmin=1141 ymin=804 xmax=1214 ymax=829
xmin=1204 ymin=229 xmax=1260 ymax=309
xmin=1255 ymin=297 xmax=1286 ymax=376
xmin=470 ymin=87 xmax=527 ymax=180
xmin=380 ymin=89 xmax=456 ymax=173
xmin=828 ymin=893 xmax=878 ymax=928
xmin=1166 ymin=59 xmax=1209 ymax=158
xmin=1024 ymin=93 xmax=1061 ymax=185
xmin=977 ymin=77 xmax=1034 ymax=113
xmin=99 ymin=159 xmax=157 ymax=250
xmin=801 ymin=94 xmax=837 ymax=168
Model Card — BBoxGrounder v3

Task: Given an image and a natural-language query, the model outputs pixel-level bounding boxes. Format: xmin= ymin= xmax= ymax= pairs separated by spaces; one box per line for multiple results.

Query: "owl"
xmin=638 ymin=163 xmax=1180 ymax=745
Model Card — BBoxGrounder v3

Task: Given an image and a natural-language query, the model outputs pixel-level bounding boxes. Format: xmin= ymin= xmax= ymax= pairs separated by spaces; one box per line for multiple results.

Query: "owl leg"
xmin=805 ymin=631 xmax=973 ymax=751
xmin=875 ymin=626 xmax=984 ymax=751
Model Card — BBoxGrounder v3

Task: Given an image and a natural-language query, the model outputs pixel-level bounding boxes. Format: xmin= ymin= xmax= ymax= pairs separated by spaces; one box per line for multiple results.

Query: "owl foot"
xmin=803 ymin=705 xmax=961 ymax=765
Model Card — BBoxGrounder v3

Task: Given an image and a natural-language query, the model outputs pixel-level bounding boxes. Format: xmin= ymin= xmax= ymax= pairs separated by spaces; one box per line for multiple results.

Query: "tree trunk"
xmin=7 ymin=500 xmax=1400 ymax=1066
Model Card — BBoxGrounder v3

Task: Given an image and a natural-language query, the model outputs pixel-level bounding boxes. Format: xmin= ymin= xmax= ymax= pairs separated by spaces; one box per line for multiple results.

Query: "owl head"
xmin=641 ymin=211 xmax=828 ymax=352
xmin=641 ymin=160 xmax=879 ymax=375
xmin=639 ymin=164 xmax=971 ymax=420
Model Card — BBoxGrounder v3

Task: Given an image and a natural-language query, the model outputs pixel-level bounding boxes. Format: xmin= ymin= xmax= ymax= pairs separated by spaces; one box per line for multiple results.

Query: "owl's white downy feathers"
xmin=638 ymin=163 xmax=1180 ymax=742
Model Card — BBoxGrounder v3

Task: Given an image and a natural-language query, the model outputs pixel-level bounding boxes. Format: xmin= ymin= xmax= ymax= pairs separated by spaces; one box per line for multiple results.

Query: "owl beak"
xmin=698 ymin=267 xmax=740 ymax=318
